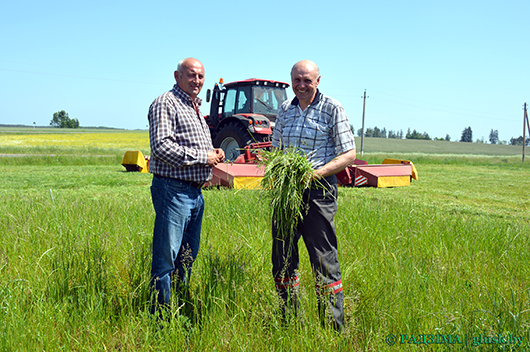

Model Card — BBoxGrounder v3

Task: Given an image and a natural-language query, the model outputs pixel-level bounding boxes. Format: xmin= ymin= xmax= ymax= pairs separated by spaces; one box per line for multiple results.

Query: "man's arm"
xmin=313 ymin=148 xmax=356 ymax=180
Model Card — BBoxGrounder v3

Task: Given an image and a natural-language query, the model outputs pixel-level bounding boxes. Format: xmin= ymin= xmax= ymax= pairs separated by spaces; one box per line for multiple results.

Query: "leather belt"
xmin=186 ymin=180 xmax=204 ymax=189
xmin=153 ymin=174 xmax=204 ymax=189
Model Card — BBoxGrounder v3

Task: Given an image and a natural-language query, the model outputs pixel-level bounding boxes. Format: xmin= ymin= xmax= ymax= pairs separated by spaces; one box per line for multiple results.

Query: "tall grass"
xmin=335 ymin=193 xmax=530 ymax=350
xmin=0 ymin=140 xmax=529 ymax=350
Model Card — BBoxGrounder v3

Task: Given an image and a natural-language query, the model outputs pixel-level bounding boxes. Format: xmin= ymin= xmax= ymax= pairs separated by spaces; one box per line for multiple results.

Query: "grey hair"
xmin=176 ymin=59 xmax=185 ymax=74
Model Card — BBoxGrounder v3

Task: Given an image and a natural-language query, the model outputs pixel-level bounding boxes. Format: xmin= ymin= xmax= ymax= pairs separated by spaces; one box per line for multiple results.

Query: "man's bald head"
xmin=290 ymin=60 xmax=321 ymax=110
xmin=291 ymin=60 xmax=320 ymax=77
xmin=174 ymin=58 xmax=205 ymax=99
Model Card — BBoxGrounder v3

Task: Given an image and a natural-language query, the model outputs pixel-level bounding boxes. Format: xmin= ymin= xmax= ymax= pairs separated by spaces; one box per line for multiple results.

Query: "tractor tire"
xmin=214 ymin=122 xmax=263 ymax=162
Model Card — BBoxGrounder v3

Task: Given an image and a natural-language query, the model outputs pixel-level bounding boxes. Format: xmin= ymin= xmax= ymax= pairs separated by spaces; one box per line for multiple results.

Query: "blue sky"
xmin=1 ymin=0 xmax=529 ymax=142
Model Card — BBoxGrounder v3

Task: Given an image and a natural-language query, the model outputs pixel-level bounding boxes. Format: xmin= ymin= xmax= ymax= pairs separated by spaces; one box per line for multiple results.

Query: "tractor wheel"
xmin=214 ymin=122 xmax=263 ymax=162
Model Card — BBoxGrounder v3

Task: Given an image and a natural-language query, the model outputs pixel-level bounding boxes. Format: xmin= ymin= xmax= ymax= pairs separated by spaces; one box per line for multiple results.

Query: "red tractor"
xmin=205 ymin=78 xmax=289 ymax=161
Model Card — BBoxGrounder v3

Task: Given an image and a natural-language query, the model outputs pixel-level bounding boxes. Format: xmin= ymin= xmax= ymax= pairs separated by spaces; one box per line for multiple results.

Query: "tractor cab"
xmin=206 ymin=78 xmax=289 ymax=161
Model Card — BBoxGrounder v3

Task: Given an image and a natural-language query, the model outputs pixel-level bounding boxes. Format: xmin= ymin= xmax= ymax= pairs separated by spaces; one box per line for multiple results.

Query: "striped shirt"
xmin=272 ymin=90 xmax=356 ymax=169
xmin=148 ymin=84 xmax=214 ymax=182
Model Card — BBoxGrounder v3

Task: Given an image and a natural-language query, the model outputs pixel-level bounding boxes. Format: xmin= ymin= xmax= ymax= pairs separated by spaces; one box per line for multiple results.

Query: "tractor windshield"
xmin=252 ymin=86 xmax=288 ymax=116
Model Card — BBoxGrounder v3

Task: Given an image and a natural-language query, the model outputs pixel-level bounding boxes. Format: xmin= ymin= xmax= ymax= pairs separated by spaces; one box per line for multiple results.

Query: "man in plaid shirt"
xmin=148 ymin=58 xmax=224 ymax=315
xmin=271 ymin=60 xmax=356 ymax=331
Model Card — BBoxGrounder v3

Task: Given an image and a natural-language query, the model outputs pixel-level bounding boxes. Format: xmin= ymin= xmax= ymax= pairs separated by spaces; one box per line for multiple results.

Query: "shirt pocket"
xmin=302 ymin=113 xmax=329 ymax=140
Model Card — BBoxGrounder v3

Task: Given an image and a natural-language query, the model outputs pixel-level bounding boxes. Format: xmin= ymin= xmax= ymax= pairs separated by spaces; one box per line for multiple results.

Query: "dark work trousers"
xmin=272 ymin=175 xmax=345 ymax=330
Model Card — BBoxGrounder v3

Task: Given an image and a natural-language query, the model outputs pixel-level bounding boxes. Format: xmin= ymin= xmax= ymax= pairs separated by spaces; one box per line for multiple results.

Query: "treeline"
xmin=350 ymin=125 xmax=529 ymax=146
xmin=461 ymin=127 xmax=529 ymax=146
xmin=508 ymin=136 xmax=530 ymax=146
xmin=350 ymin=126 xmax=448 ymax=141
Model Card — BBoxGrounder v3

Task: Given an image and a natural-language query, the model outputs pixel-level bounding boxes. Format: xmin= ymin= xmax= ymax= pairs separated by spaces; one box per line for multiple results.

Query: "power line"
xmin=336 ymin=89 xmax=518 ymax=122
xmin=0 ymin=67 xmax=165 ymax=86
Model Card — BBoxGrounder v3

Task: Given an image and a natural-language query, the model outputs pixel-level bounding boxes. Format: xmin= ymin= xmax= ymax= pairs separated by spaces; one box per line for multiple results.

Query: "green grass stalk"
xmin=260 ymin=148 xmax=315 ymax=240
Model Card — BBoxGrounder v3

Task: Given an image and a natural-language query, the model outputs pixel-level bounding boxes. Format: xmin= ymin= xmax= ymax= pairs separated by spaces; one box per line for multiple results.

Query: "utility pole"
xmin=360 ymin=90 xmax=368 ymax=156
xmin=523 ymin=102 xmax=530 ymax=163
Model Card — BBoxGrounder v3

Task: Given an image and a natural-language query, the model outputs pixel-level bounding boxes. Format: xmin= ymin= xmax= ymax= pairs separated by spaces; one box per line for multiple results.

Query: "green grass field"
xmin=1 ymin=129 xmax=529 ymax=351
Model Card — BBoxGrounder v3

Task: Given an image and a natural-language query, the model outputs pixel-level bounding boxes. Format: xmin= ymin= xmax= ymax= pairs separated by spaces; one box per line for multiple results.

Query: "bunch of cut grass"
xmin=260 ymin=148 xmax=315 ymax=239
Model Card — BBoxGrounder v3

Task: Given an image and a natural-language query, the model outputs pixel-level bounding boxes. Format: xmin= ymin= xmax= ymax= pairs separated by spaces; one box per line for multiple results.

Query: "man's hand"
xmin=311 ymin=169 xmax=323 ymax=181
xmin=207 ymin=151 xmax=221 ymax=166
xmin=214 ymin=148 xmax=225 ymax=163
xmin=207 ymin=148 xmax=225 ymax=166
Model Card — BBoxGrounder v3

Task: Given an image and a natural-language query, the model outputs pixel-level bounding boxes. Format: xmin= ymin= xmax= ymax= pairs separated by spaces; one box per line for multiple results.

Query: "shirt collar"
xmin=171 ymin=84 xmax=202 ymax=107
xmin=290 ymin=89 xmax=322 ymax=108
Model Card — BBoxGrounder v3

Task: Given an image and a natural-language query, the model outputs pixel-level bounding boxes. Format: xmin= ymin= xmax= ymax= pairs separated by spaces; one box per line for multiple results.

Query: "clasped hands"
xmin=207 ymin=148 xmax=225 ymax=166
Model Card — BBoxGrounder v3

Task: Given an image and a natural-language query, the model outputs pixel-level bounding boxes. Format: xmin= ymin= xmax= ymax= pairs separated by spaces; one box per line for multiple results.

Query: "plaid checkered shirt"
xmin=148 ymin=84 xmax=214 ymax=182
xmin=272 ymin=90 xmax=356 ymax=169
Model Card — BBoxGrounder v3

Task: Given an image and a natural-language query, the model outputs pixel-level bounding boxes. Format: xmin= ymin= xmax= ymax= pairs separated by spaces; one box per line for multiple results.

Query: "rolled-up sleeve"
xmin=332 ymin=104 xmax=356 ymax=155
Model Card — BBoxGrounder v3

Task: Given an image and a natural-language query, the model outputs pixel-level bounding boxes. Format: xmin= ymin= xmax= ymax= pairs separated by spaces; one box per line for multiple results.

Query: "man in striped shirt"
xmin=148 ymin=58 xmax=224 ymax=315
xmin=271 ymin=60 xmax=356 ymax=331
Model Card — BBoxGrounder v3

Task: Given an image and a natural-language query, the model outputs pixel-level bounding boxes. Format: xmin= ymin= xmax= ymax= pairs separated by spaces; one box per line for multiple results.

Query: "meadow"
xmin=1 ymin=128 xmax=529 ymax=351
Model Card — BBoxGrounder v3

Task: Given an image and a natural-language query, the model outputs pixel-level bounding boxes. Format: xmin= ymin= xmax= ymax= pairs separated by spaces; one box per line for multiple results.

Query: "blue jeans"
xmin=150 ymin=175 xmax=204 ymax=309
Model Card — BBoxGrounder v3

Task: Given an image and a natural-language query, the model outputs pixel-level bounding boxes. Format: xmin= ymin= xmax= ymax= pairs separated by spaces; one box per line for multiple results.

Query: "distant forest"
xmin=351 ymin=125 xmax=530 ymax=146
